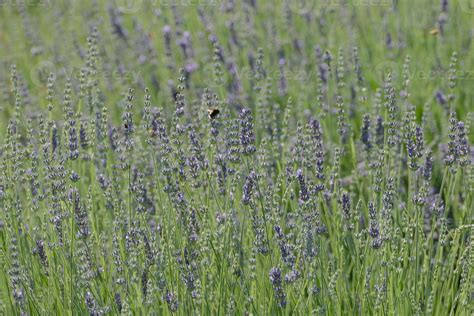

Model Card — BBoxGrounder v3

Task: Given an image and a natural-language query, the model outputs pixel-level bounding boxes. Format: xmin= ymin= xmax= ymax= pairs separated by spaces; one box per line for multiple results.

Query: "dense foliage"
xmin=0 ymin=0 xmax=473 ymax=315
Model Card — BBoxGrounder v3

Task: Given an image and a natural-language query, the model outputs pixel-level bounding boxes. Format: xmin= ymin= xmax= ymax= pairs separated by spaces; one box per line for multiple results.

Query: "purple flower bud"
xmin=164 ymin=291 xmax=179 ymax=312
xmin=242 ymin=171 xmax=257 ymax=205
xmin=435 ymin=90 xmax=447 ymax=106
xmin=269 ymin=267 xmax=286 ymax=307
xmin=296 ymin=169 xmax=310 ymax=202
xmin=361 ymin=114 xmax=372 ymax=152
xmin=239 ymin=108 xmax=256 ymax=156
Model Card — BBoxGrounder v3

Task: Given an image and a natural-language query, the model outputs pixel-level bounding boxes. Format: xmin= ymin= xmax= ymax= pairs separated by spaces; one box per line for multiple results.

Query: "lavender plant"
xmin=0 ymin=0 xmax=473 ymax=315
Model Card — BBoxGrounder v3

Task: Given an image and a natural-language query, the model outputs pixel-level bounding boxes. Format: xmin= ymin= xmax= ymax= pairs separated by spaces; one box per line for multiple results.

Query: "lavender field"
xmin=0 ymin=0 xmax=473 ymax=315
